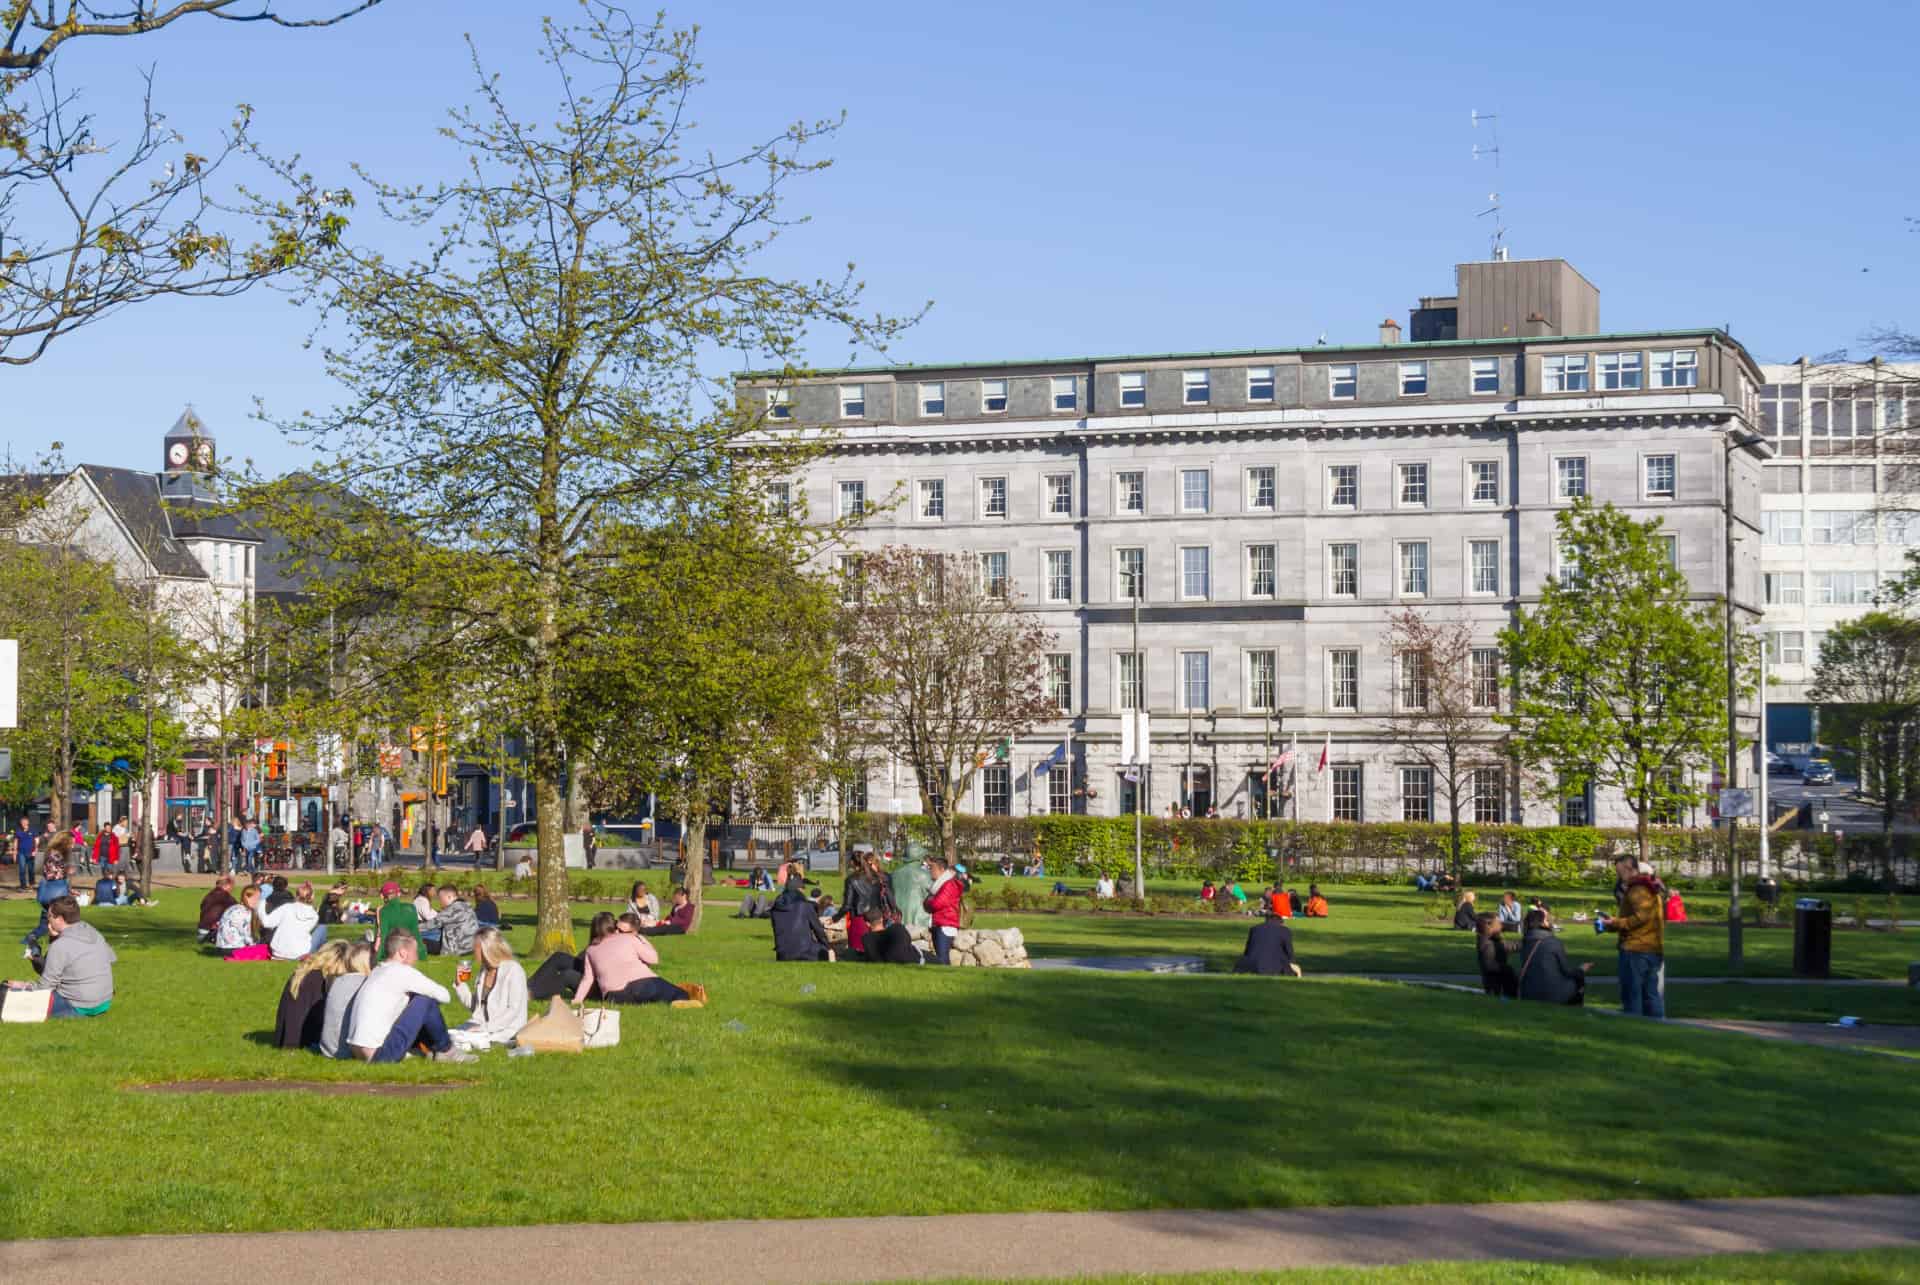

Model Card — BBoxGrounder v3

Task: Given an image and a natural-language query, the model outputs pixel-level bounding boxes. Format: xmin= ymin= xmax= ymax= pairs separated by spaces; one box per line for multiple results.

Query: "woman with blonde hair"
xmin=452 ymin=926 xmax=529 ymax=1049
xmin=273 ymin=939 xmax=354 ymax=1048
xmin=316 ymin=940 xmax=377 ymax=1058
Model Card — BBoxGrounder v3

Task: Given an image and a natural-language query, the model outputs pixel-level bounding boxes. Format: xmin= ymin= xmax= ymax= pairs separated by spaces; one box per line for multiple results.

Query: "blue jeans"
xmin=48 ymin=993 xmax=105 ymax=1019
xmin=933 ymin=926 xmax=953 ymax=965
xmin=369 ymin=992 xmax=452 ymax=1063
xmin=310 ymin=924 xmax=329 ymax=954
xmin=1619 ymin=950 xmax=1665 ymax=1018
xmin=601 ymin=977 xmax=689 ymax=1005
xmin=16 ymin=855 xmax=33 ymax=888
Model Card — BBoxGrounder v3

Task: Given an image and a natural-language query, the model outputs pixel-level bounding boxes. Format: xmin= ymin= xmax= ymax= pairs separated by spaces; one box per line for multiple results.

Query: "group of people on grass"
xmin=1465 ymin=856 xmax=1673 ymax=1017
xmin=7 ymin=891 xmax=116 ymax=1017
xmin=197 ymin=875 xmax=504 ymax=963
xmin=750 ymin=850 xmax=964 ymax=965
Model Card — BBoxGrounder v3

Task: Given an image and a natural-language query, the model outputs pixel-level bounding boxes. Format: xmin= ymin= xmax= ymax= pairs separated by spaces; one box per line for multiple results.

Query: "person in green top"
xmin=375 ymin=880 xmax=419 ymax=960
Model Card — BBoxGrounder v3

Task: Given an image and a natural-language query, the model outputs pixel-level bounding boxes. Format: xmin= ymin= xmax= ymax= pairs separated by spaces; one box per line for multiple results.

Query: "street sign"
xmin=0 ymin=639 xmax=14 ymax=729
xmin=1719 ymin=788 xmax=1755 ymax=819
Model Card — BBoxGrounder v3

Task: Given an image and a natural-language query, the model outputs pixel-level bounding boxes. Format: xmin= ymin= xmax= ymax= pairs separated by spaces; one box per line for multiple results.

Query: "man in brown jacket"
xmin=1603 ymin=856 xmax=1666 ymax=1017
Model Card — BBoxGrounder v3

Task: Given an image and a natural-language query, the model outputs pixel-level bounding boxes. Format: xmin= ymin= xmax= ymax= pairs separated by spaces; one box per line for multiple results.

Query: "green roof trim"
xmin=736 ymin=328 xmax=1736 ymax=381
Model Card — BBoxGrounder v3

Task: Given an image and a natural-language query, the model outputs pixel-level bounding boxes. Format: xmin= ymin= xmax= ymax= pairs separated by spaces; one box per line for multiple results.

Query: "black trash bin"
xmin=1793 ymin=898 xmax=1832 ymax=978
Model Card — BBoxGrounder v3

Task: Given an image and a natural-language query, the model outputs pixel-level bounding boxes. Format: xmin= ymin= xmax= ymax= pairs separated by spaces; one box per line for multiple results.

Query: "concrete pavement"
xmin=5 ymin=1195 xmax=1918 ymax=1284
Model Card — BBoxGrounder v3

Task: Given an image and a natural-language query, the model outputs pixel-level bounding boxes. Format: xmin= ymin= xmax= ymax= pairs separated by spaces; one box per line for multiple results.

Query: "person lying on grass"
xmin=346 ymin=930 xmax=475 ymax=1064
xmin=214 ymin=884 xmax=262 ymax=956
xmin=317 ymin=942 xmax=376 ymax=1059
xmin=451 ymin=927 xmax=529 ymax=1049
xmin=12 ymin=895 xmax=116 ymax=1016
xmin=1231 ymin=905 xmax=1301 ymax=977
xmin=573 ymin=911 xmax=705 ymax=1007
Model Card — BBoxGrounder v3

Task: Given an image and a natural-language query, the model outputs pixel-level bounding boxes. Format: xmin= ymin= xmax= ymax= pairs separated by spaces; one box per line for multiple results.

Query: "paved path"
xmin=6 ymin=1194 xmax=1917 ymax=1284
xmin=1672 ymin=1019 xmax=1920 ymax=1055
xmin=1322 ymin=972 xmax=1910 ymax=987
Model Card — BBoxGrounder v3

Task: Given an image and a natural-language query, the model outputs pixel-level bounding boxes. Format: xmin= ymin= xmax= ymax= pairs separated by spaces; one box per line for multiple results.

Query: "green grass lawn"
xmin=958 ymin=1248 xmax=1920 ymax=1282
xmin=1 ymin=890 xmax=1918 ymax=1240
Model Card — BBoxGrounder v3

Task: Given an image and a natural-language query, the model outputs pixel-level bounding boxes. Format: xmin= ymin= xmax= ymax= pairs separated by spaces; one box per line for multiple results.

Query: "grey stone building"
xmin=748 ymin=258 xmax=1769 ymax=829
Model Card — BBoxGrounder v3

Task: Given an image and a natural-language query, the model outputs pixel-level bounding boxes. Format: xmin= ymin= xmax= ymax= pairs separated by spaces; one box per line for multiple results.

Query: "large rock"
xmin=974 ymin=936 xmax=1006 ymax=967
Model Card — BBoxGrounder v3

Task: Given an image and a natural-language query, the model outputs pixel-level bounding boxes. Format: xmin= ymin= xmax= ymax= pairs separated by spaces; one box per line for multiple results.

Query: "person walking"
xmin=14 ymin=816 xmax=36 ymax=889
xmin=462 ymin=824 xmax=489 ymax=864
xmin=365 ymin=823 xmax=388 ymax=871
xmin=240 ymin=820 xmax=262 ymax=876
xmin=581 ymin=821 xmax=598 ymax=870
xmin=1602 ymin=856 xmax=1666 ymax=1018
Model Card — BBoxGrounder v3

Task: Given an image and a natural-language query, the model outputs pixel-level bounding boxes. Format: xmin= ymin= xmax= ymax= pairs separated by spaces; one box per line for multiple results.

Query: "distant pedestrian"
xmin=365 ymin=824 xmax=388 ymax=871
xmin=240 ymin=821 xmax=262 ymax=875
xmin=1602 ymin=857 xmax=1666 ymax=1018
xmin=581 ymin=821 xmax=598 ymax=870
xmin=14 ymin=816 xmax=36 ymax=889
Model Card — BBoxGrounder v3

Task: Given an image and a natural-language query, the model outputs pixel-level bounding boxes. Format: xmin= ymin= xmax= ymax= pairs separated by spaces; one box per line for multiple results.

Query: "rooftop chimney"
xmin=1379 ymin=317 xmax=1401 ymax=345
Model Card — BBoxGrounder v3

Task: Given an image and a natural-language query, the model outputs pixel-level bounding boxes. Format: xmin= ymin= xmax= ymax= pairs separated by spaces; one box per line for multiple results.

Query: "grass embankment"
xmin=0 ymin=891 xmax=1917 ymax=1239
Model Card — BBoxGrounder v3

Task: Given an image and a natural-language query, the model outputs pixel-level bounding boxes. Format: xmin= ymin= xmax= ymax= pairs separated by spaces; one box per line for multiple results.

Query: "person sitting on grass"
xmin=215 ymin=884 xmax=263 ymax=955
xmin=1200 ymin=879 xmax=1216 ymax=902
xmin=1266 ymin=884 xmax=1292 ymax=919
xmin=512 ymin=853 xmax=533 ymax=880
xmin=1225 ymin=880 xmax=1249 ymax=908
xmin=11 ymin=895 xmax=116 ymax=1017
xmin=1232 ymin=904 xmax=1302 ymax=977
xmin=747 ymin=865 xmax=774 ymax=892
xmin=274 ymin=939 xmax=354 ymax=1049
xmin=318 ymin=886 xmax=348 ymax=927
xmin=345 ymin=929 xmax=474 ymax=1064
xmin=92 ymin=872 xmax=119 ymax=907
xmin=573 ymin=911 xmax=704 ymax=1006
xmin=23 ymin=857 xmax=70 ymax=953
xmin=197 ymin=875 xmax=237 ymax=944
xmin=625 ymin=880 xmax=661 ymax=926
xmin=263 ymin=875 xmax=294 ymax=914
xmin=1497 ymin=890 xmax=1524 ymax=934
xmin=1304 ymin=885 xmax=1329 ymax=917
xmin=451 ymin=926 xmax=529 ymax=1049
xmin=1476 ymin=913 xmax=1517 ymax=999
xmin=261 ymin=882 xmax=325 ymax=961
xmin=861 ymin=907 xmax=920 ymax=964
xmin=432 ymin=885 xmax=479 ymax=958
xmin=1516 ymin=909 xmax=1590 ymax=1006
xmin=1452 ymin=890 xmax=1479 ymax=931
xmin=771 ymin=884 xmax=835 ymax=962
xmin=375 ymin=880 xmax=418 ymax=959
xmin=472 ymin=884 xmax=501 ymax=928
xmin=527 ymin=913 xmax=611 ymax=1002
xmin=317 ymin=941 xmax=376 ymax=1058
xmin=637 ymin=887 xmax=694 ymax=936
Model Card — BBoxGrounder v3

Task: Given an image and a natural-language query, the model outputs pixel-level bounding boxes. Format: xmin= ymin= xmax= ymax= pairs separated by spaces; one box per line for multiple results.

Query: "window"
xmin=1328 ymin=363 xmax=1357 ymax=399
xmin=1763 ymin=465 xmax=1802 ymax=494
xmin=1560 ymin=786 xmax=1590 ymax=828
xmin=1247 ymin=544 xmax=1276 ymax=597
xmin=1808 ymin=464 xmax=1875 ymax=493
xmin=1469 ymin=539 xmax=1500 ymax=595
xmin=1398 ymin=541 xmax=1429 ymax=596
xmin=1398 ymin=461 xmax=1428 ymax=507
xmin=978 ymin=552 xmax=1009 ymax=598
xmin=1471 ymin=648 xmax=1501 ymax=709
xmin=1471 ymin=357 xmax=1500 ymax=395
xmin=1554 ymin=538 xmax=1582 ymax=590
xmin=1768 ymin=631 xmax=1806 ymax=665
xmin=1399 ymin=767 xmax=1433 ymax=822
xmin=919 ymin=381 xmax=945 ymax=416
xmin=1399 ymin=360 xmax=1428 ymax=396
xmin=835 ymin=554 xmax=863 ymax=605
xmin=1118 ymin=652 xmax=1144 ymax=710
xmin=769 ymin=388 xmax=792 ymax=419
xmin=1327 ymin=542 xmax=1358 ymax=597
xmin=1117 ymin=547 xmax=1145 ymax=600
xmin=1181 ymin=652 xmax=1210 ymax=711
xmin=837 ymin=480 xmax=865 ymax=517
xmin=1763 ymin=511 xmax=1802 ymax=546
xmin=1182 ymin=369 xmax=1210 ymax=405
xmin=1887 ymin=513 xmax=1920 ymax=547
xmin=1659 ymin=534 xmax=1678 ymax=567
xmin=1180 ymin=545 xmax=1211 ymax=600
xmin=1651 ymin=349 xmax=1698 ymax=388
xmin=839 ymin=384 xmax=865 ymax=418
xmin=1555 ymin=456 xmax=1588 ymax=501
xmin=1327 ymin=464 xmax=1358 ymax=508
xmin=1116 ymin=470 xmax=1145 ymax=514
xmin=1046 ymin=550 xmax=1074 ymax=603
xmin=767 ymin=481 xmax=791 ymax=516
xmin=1810 ymin=510 xmax=1872 ymax=545
xmin=1247 ymin=366 xmax=1275 ymax=402
xmin=1047 ymin=654 xmax=1073 ymax=713
xmin=1598 ymin=352 xmax=1643 ymax=390
xmin=1051 ymin=375 xmax=1077 ymax=412
xmin=1331 ymin=765 xmax=1362 ymax=821
xmin=1247 ymin=650 xmax=1276 ymax=711
xmin=1645 ymin=454 xmax=1676 ymax=500
xmin=1761 ymin=384 xmax=1803 ymax=439
xmin=1397 ymin=650 xmax=1429 ymax=710
xmin=1119 ymin=371 xmax=1146 ymax=408
xmin=1180 ymin=468 xmax=1211 ymax=513
xmin=1048 ymin=762 xmax=1072 ymax=815
xmin=1542 ymin=354 xmax=1589 ymax=392
xmin=1470 ymin=460 xmax=1501 ymax=504
xmin=980 ymin=476 xmax=1007 ymax=519
xmin=1764 ymin=572 xmax=1803 ymax=605
xmin=1812 ymin=631 xmax=1830 ymax=661
xmin=1329 ymin=650 xmax=1358 ymax=711
xmin=981 ymin=378 xmax=1008 ymax=413
xmin=1472 ymin=767 xmax=1505 ymax=824
xmin=1247 ymin=465 xmax=1275 ymax=511
xmin=980 ymin=764 xmax=1011 ymax=816
xmin=1047 ymin=473 xmax=1074 ymax=515
xmin=1815 ymin=571 xmax=1877 ymax=605
xmin=917 ymin=478 xmax=945 ymax=520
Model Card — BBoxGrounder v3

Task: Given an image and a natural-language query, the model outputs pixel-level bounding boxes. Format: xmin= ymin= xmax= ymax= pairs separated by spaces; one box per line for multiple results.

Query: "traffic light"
xmin=264 ymin=742 xmax=288 ymax=781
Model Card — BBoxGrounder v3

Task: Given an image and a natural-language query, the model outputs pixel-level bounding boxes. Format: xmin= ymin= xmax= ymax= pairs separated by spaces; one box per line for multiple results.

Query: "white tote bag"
xmin=2 ymin=988 xmax=53 ymax=1023
xmin=579 ymin=1006 xmax=620 ymax=1049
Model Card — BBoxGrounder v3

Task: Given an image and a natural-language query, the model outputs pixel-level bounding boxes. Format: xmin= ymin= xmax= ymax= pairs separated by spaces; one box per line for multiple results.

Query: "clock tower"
xmin=159 ymin=406 xmax=217 ymax=502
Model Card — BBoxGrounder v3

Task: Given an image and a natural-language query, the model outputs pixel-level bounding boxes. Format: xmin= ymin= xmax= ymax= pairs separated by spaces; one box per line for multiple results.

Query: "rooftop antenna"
xmin=1471 ymin=109 xmax=1507 ymax=261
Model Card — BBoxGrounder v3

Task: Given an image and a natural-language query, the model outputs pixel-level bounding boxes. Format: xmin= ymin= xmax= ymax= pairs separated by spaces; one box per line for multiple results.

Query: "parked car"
xmin=1803 ymin=759 xmax=1836 ymax=785
xmin=1766 ymin=752 xmax=1795 ymax=775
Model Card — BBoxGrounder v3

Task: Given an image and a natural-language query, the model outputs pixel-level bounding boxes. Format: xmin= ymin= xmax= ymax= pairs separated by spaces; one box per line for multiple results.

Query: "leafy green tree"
xmin=242 ymin=6 xmax=910 ymax=953
xmin=1808 ymin=611 xmax=1920 ymax=839
xmin=1500 ymin=499 xmax=1741 ymax=865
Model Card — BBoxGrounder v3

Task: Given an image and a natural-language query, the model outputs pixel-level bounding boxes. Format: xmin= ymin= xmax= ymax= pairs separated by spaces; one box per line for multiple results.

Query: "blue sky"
xmin=14 ymin=0 xmax=1918 ymax=474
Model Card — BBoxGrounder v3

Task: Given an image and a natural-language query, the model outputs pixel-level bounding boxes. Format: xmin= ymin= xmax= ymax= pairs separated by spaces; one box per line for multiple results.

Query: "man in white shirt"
xmin=345 ymin=931 xmax=474 ymax=1064
xmin=1094 ymin=874 xmax=1116 ymax=899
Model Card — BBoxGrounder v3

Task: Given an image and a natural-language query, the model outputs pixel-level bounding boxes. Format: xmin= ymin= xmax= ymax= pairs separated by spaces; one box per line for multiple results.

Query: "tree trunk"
xmin=1446 ymin=747 xmax=1462 ymax=880
xmin=1636 ymin=809 xmax=1651 ymax=866
xmin=532 ymin=764 xmax=571 ymax=955
xmin=138 ymin=821 xmax=154 ymax=901
xmin=682 ymin=811 xmax=706 ymax=936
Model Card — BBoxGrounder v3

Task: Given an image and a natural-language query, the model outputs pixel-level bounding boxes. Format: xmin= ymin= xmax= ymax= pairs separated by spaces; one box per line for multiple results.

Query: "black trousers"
xmin=527 ymin=952 xmax=582 ymax=1001
xmin=601 ymin=977 xmax=689 ymax=1005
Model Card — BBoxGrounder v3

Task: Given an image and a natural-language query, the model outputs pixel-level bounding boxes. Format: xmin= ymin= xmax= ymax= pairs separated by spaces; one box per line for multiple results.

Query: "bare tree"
xmin=844 ymin=547 xmax=1057 ymax=865
xmin=1382 ymin=608 xmax=1500 ymax=879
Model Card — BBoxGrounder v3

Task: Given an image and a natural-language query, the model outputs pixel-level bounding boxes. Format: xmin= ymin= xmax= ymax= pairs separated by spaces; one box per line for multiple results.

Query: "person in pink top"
xmin=572 ymin=912 xmax=704 ymax=1007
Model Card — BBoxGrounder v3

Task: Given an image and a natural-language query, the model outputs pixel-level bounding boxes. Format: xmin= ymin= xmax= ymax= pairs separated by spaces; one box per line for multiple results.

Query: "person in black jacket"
xmin=862 ymin=908 xmax=921 ymax=963
xmin=1452 ymin=890 xmax=1479 ymax=930
xmin=841 ymin=860 xmax=883 ymax=956
xmin=770 ymin=886 xmax=834 ymax=961
xmin=1232 ymin=911 xmax=1302 ymax=977
xmin=1475 ymin=913 xmax=1517 ymax=998
xmin=1516 ymin=910 xmax=1590 ymax=1005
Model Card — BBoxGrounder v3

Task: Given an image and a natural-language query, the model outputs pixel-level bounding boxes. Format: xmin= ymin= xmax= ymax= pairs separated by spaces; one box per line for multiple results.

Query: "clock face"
xmin=167 ymin=442 xmax=189 ymax=466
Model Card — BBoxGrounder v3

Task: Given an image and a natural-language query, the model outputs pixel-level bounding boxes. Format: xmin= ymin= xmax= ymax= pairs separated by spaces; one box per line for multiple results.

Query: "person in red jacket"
xmin=1664 ymin=889 xmax=1688 ymax=923
xmin=924 ymin=855 xmax=964 ymax=965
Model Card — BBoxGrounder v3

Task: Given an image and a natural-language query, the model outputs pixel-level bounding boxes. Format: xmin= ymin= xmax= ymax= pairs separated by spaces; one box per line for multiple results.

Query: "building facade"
xmin=750 ymin=258 xmax=1770 ymax=829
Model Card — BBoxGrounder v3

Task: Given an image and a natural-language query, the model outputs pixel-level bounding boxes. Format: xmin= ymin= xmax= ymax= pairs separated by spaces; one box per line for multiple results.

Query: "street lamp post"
xmin=1724 ymin=428 xmax=1765 ymax=972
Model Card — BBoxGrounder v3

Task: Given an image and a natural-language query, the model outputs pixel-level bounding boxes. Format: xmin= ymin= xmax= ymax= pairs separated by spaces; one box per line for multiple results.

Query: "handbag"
xmin=2 ymin=988 xmax=53 ymax=1023
xmin=580 ymin=1006 xmax=621 ymax=1050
